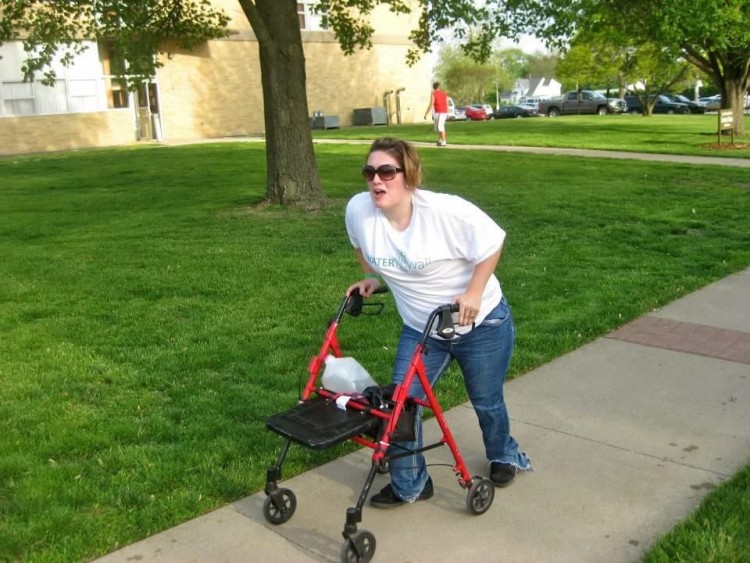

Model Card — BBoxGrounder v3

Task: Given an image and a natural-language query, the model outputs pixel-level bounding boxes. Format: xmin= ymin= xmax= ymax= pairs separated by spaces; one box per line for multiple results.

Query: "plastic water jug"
xmin=321 ymin=355 xmax=377 ymax=394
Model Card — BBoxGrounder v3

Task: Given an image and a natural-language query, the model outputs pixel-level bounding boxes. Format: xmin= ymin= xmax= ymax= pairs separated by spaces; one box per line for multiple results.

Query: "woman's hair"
xmin=368 ymin=137 xmax=422 ymax=189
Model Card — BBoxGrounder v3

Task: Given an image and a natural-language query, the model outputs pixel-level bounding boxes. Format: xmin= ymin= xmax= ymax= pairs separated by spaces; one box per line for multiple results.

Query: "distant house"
xmin=0 ymin=0 xmax=431 ymax=155
xmin=510 ymin=77 xmax=562 ymax=103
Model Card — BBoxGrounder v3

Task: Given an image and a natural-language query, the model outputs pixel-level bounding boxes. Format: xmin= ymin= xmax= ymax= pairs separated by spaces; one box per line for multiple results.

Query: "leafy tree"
xmin=555 ymin=42 xmax=613 ymax=92
xmin=526 ymin=52 xmax=559 ymax=81
xmin=434 ymin=44 xmax=497 ymax=104
xmin=491 ymin=48 xmax=531 ymax=105
xmin=620 ymin=42 xmax=690 ymax=115
xmin=622 ymin=0 xmax=750 ymax=134
xmin=494 ymin=47 xmax=531 ymax=81
xmin=531 ymin=0 xmax=750 ymax=134
xmin=406 ymin=0 xmax=750 ymax=134
xmin=557 ymin=27 xmax=690 ymax=115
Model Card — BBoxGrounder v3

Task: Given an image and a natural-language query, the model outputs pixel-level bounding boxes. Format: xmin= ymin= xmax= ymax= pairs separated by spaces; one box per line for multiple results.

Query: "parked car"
xmin=471 ymin=104 xmax=494 ymax=120
xmin=698 ymin=95 xmax=721 ymax=111
xmin=519 ymin=97 xmax=544 ymax=110
xmin=446 ymin=98 xmax=468 ymax=121
xmin=493 ymin=104 xmax=539 ymax=119
xmin=462 ymin=105 xmax=488 ymax=121
xmin=452 ymin=106 xmax=467 ymax=121
xmin=447 ymin=97 xmax=456 ymax=120
xmin=624 ymin=95 xmax=690 ymax=114
xmin=663 ymin=94 xmax=705 ymax=114
xmin=519 ymin=103 xmax=539 ymax=112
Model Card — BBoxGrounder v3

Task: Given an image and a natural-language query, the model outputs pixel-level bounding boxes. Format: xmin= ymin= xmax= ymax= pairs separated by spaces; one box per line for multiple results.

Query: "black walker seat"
xmin=266 ymin=395 xmax=380 ymax=450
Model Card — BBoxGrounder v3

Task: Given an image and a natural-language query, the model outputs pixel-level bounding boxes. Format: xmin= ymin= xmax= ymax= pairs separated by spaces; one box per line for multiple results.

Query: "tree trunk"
xmin=684 ymin=46 xmax=748 ymax=137
xmin=719 ymin=76 xmax=748 ymax=137
xmin=239 ymin=0 xmax=326 ymax=208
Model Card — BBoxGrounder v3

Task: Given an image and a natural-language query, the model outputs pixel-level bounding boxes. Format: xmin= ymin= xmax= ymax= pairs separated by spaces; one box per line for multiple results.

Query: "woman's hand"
xmin=455 ymin=249 xmax=502 ymax=326
xmin=346 ymin=277 xmax=381 ymax=298
xmin=455 ymin=292 xmax=481 ymax=326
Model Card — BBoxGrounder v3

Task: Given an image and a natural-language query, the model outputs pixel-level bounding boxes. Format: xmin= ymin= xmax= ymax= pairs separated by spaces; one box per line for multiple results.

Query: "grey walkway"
xmin=95 ymin=268 xmax=750 ymax=563
xmin=163 ymin=135 xmax=750 ymax=168
xmin=317 ymin=138 xmax=750 ymax=167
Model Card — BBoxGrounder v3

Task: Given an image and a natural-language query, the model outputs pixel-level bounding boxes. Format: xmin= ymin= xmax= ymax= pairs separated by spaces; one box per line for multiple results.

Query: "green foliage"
xmin=0 ymin=0 xmax=229 ymax=85
xmin=595 ymin=0 xmax=750 ymax=131
xmin=435 ymin=43 xmax=498 ymax=103
xmin=526 ymin=52 xmax=559 ymax=79
xmin=434 ymin=45 xmax=557 ymax=105
xmin=557 ymin=26 xmax=690 ymax=97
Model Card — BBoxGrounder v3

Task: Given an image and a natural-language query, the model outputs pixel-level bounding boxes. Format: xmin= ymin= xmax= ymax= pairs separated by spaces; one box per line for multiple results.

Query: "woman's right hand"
xmin=346 ymin=277 xmax=381 ymax=297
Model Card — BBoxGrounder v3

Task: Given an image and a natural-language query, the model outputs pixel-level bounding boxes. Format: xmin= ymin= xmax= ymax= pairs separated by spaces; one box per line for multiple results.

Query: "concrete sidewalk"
xmin=162 ymin=135 xmax=750 ymax=168
xmin=96 ymin=268 xmax=750 ymax=563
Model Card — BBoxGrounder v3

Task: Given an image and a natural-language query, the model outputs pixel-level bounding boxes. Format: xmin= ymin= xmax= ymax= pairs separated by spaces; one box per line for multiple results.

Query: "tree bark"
xmin=239 ymin=0 xmax=326 ymax=208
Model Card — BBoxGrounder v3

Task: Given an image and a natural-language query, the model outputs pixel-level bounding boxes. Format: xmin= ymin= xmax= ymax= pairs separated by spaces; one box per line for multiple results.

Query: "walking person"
xmin=345 ymin=137 xmax=532 ymax=508
xmin=424 ymin=82 xmax=449 ymax=146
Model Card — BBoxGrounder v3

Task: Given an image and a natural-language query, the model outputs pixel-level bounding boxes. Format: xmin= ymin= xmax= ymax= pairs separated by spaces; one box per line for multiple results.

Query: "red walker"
xmin=263 ymin=287 xmax=495 ymax=563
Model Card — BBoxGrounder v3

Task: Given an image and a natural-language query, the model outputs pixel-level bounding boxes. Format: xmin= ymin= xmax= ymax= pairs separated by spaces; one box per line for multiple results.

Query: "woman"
xmin=345 ymin=137 xmax=531 ymax=508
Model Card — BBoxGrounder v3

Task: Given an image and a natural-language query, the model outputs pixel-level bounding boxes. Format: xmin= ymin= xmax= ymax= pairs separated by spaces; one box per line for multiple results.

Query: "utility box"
xmin=353 ymin=107 xmax=388 ymax=126
xmin=311 ymin=111 xmax=340 ymax=130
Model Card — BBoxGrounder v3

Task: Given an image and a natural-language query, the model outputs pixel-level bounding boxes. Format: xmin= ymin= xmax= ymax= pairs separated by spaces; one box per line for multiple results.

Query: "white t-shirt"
xmin=345 ymin=189 xmax=505 ymax=333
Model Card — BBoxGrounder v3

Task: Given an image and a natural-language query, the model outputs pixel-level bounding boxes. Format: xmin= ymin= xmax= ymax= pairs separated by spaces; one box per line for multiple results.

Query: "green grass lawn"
xmin=314 ymin=113 xmax=750 ymax=158
xmin=1 ymin=138 xmax=749 ymax=561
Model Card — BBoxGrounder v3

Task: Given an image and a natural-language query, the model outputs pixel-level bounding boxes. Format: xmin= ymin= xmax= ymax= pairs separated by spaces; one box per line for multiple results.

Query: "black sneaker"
xmin=370 ymin=477 xmax=434 ymax=509
xmin=490 ymin=462 xmax=517 ymax=487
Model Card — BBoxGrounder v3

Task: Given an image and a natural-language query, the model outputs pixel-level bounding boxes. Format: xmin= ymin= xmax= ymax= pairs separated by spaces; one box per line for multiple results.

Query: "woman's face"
xmin=364 ymin=150 xmax=410 ymax=210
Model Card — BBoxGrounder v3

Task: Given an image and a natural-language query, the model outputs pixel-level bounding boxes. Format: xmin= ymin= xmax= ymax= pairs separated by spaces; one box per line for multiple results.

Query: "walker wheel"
xmin=262 ymin=488 xmax=297 ymax=525
xmin=340 ymin=530 xmax=376 ymax=563
xmin=466 ymin=477 xmax=495 ymax=515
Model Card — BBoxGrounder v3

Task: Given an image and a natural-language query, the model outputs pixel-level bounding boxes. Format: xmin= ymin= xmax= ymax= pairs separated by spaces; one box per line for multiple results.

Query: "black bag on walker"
xmin=363 ymin=384 xmax=417 ymax=442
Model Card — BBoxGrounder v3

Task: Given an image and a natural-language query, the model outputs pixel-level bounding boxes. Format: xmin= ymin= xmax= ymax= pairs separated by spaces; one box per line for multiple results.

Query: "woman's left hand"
xmin=455 ymin=293 xmax=481 ymax=326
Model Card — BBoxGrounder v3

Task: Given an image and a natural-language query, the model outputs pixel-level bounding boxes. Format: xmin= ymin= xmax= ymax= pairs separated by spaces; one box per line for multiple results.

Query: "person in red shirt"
xmin=424 ymin=82 xmax=449 ymax=146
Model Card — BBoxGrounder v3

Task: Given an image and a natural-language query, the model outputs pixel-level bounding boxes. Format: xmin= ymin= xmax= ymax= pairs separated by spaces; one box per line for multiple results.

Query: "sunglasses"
xmin=361 ymin=164 xmax=404 ymax=181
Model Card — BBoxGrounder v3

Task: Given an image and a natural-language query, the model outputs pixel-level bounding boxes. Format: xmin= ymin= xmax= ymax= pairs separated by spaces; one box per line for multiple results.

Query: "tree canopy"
xmin=529 ymin=0 xmax=750 ymax=133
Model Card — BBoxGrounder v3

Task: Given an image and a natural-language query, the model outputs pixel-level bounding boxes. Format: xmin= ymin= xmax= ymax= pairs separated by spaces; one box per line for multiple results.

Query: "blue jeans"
xmin=387 ymin=298 xmax=532 ymax=501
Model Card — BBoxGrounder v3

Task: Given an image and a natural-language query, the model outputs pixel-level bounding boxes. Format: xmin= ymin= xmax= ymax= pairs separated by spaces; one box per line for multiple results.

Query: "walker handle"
xmin=433 ymin=304 xmax=460 ymax=339
xmin=343 ymin=286 xmax=389 ymax=318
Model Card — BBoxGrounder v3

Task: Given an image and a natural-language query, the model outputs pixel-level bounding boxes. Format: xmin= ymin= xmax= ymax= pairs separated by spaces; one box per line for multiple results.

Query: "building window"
xmin=297 ymin=1 xmax=322 ymax=31
xmin=297 ymin=3 xmax=306 ymax=29
xmin=68 ymin=79 xmax=100 ymax=112
xmin=2 ymin=82 xmax=36 ymax=116
xmin=104 ymin=78 xmax=130 ymax=109
xmin=0 ymin=40 xmax=112 ymax=117
xmin=98 ymin=42 xmax=131 ymax=109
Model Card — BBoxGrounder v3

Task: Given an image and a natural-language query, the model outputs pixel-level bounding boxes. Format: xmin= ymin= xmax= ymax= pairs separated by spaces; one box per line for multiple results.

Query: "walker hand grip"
xmin=435 ymin=304 xmax=459 ymax=339
xmin=344 ymin=286 xmax=389 ymax=317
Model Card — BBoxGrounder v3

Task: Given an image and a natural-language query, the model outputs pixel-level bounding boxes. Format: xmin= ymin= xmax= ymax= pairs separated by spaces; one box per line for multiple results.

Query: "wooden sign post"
xmin=718 ymin=109 xmax=734 ymax=146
